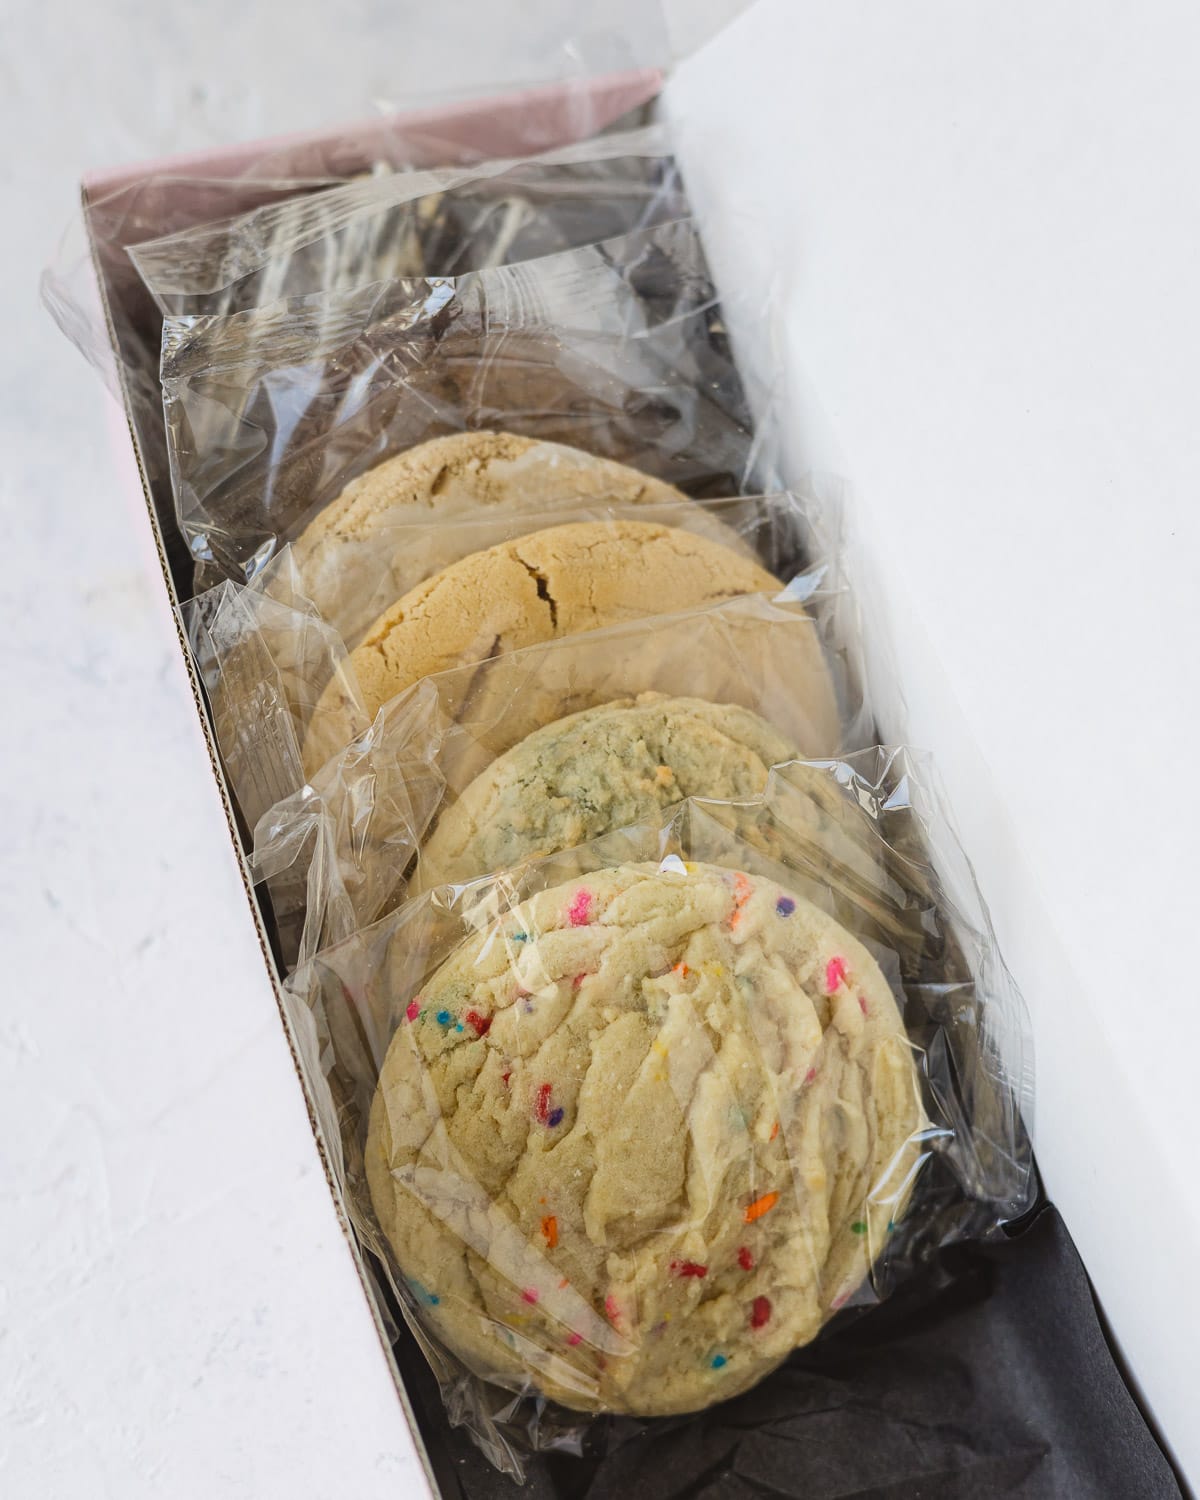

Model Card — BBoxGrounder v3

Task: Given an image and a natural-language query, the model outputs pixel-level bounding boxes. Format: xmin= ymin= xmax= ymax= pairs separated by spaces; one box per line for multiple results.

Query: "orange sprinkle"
xmin=769 ymin=1121 xmax=780 ymax=1141
xmin=672 ymin=961 xmax=689 ymax=977
xmin=541 ymin=1215 xmax=559 ymax=1249
xmin=727 ymin=873 xmax=754 ymax=931
xmin=743 ymin=1191 xmax=779 ymax=1224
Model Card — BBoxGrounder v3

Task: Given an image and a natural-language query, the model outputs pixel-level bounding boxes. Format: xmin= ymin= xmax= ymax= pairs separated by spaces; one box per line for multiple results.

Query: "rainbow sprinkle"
xmin=852 ymin=1221 xmax=867 ymax=1235
xmin=405 ymin=999 xmax=420 ymax=1022
xmin=567 ymin=1331 xmax=582 ymax=1347
xmin=670 ymin=1260 xmax=708 ymax=1279
xmin=737 ymin=1246 xmax=754 ymax=1271
xmin=726 ymin=872 xmax=753 ymax=931
xmin=825 ymin=956 xmax=849 ymax=993
xmin=541 ymin=1215 xmax=558 ymax=1248
xmin=744 ymin=1192 xmax=779 ymax=1224
xmin=521 ymin=1288 xmax=539 ymax=1305
xmin=776 ymin=896 xmax=796 ymax=917
xmin=750 ymin=1296 xmax=772 ymax=1329
xmin=435 ymin=1009 xmax=451 ymax=1026
xmin=566 ymin=889 xmax=593 ymax=927
xmin=548 ymin=1107 xmax=564 ymax=1128
xmin=711 ymin=1354 xmax=728 ymax=1369
xmin=465 ymin=1009 xmax=491 ymax=1037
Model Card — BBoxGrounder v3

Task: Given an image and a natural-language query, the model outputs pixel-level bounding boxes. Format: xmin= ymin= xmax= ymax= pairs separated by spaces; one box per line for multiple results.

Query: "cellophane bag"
xmin=181 ymin=485 xmax=855 ymax=839
xmin=251 ymin=583 xmax=865 ymax=972
xmin=283 ymin=755 xmax=1035 ymax=1476
xmin=159 ymin=217 xmax=765 ymax=592
xmin=129 ymin=125 xmax=688 ymax=318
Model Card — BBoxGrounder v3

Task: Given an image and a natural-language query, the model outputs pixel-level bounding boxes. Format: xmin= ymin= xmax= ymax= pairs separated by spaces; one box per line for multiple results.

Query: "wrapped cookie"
xmin=304 ymin=515 xmax=792 ymax=772
xmin=130 ymin=125 xmax=688 ymax=318
xmin=159 ymin=218 xmax=759 ymax=592
xmin=249 ymin=587 xmax=862 ymax=968
xmin=284 ymin=758 xmax=1034 ymax=1469
xmin=184 ymin=487 xmax=851 ymax=837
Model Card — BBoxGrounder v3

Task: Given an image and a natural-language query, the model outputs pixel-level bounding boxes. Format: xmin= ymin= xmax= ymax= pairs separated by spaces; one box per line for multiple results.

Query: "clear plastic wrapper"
xmin=182 ymin=487 xmax=852 ymax=836
xmin=130 ymin=125 xmax=687 ymax=318
xmin=40 ymin=73 xmax=669 ymax=613
xmin=159 ymin=217 xmax=763 ymax=592
xmin=283 ymin=755 xmax=1035 ymax=1475
xmin=251 ymin=586 xmax=865 ymax=971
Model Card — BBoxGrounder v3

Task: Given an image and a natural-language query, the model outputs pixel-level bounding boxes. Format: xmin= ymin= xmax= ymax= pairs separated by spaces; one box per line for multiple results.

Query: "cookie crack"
xmin=513 ymin=553 xmax=558 ymax=629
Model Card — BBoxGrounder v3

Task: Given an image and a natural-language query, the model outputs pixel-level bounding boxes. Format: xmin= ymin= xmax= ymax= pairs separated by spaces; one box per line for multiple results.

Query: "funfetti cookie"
xmin=365 ymin=860 xmax=925 ymax=1416
xmin=291 ymin=432 xmax=705 ymax=649
xmin=303 ymin=519 xmax=804 ymax=775
xmin=418 ymin=694 xmax=821 ymax=889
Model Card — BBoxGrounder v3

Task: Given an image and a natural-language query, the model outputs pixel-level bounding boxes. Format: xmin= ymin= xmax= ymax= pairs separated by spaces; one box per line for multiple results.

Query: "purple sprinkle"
xmin=775 ymin=896 xmax=796 ymax=917
xmin=548 ymin=1108 xmax=564 ymax=1128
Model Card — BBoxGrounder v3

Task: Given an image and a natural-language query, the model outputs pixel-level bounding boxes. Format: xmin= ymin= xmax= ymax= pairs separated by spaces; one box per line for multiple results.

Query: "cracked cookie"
xmin=303 ymin=519 xmax=796 ymax=775
xmin=417 ymin=694 xmax=826 ymax=889
xmin=365 ymin=860 xmax=925 ymax=1415
xmin=292 ymin=432 xmax=699 ymax=649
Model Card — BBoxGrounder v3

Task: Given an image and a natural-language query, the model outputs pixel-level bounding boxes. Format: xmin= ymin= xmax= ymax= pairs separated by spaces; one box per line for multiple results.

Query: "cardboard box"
xmin=78 ymin=10 xmax=1195 ymax=1491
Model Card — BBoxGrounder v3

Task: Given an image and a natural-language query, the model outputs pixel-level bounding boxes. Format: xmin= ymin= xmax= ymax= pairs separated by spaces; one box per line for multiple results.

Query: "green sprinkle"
xmin=710 ymin=1354 xmax=727 ymax=1370
xmin=851 ymin=1221 xmax=867 ymax=1235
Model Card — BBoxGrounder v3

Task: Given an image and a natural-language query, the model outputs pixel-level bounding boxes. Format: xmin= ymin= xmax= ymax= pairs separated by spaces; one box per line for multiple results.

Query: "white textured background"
xmin=0 ymin=3 xmax=746 ymax=1497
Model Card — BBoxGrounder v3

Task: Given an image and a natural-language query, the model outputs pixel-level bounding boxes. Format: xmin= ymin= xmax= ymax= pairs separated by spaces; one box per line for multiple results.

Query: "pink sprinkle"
xmin=670 ymin=1260 xmax=708 ymax=1279
xmin=858 ymin=994 xmax=869 ymax=1017
xmin=831 ymin=1289 xmax=850 ymax=1311
xmin=535 ymin=1083 xmax=552 ymax=1124
xmin=522 ymin=1288 xmax=539 ymax=1305
xmin=566 ymin=889 xmax=593 ymax=927
xmin=572 ymin=972 xmax=588 ymax=990
xmin=737 ymin=1247 xmax=754 ymax=1272
xmin=605 ymin=1294 xmax=621 ymax=1323
xmin=405 ymin=999 xmax=420 ymax=1022
xmin=567 ymin=1331 xmax=582 ymax=1347
xmin=804 ymin=1066 xmax=817 ymax=1084
xmin=825 ymin=956 xmax=849 ymax=993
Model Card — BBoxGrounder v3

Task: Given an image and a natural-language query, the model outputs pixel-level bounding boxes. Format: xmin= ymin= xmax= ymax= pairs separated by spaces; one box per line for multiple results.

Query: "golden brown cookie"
xmin=303 ymin=520 xmax=794 ymax=774
xmin=291 ymin=432 xmax=697 ymax=648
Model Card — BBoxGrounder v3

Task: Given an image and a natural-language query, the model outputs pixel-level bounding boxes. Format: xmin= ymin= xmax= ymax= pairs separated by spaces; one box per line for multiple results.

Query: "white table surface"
xmin=0 ymin=5 xmax=749 ymax=1498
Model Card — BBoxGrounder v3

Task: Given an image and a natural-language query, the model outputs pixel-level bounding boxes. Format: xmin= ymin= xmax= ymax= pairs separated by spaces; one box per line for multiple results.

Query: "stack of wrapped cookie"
xmin=131 ymin=125 xmax=1034 ymax=1471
